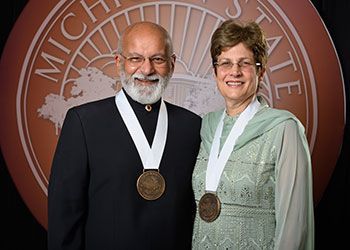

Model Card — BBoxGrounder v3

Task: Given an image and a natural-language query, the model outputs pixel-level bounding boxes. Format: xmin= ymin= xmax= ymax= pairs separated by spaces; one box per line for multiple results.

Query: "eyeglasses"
xmin=120 ymin=54 xmax=170 ymax=68
xmin=214 ymin=59 xmax=261 ymax=71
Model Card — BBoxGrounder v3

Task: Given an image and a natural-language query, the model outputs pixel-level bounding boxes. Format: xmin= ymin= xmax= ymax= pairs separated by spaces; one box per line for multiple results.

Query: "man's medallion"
xmin=136 ymin=170 xmax=165 ymax=200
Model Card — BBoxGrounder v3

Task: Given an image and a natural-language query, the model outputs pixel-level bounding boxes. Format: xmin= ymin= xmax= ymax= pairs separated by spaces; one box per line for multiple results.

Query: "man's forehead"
xmin=123 ymin=33 xmax=166 ymax=53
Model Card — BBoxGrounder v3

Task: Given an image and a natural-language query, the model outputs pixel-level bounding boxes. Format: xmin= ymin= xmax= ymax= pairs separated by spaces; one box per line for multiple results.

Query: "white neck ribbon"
xmin=206 ymin=98 xmax=260 ymax=192
xmin=115 ymin=90 xmax=168 ymax=170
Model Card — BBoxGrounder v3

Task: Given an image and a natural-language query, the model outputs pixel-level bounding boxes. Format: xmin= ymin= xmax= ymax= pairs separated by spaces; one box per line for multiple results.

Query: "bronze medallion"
xmin=198 ymin=192 xmax=221 ymax=222
xmin=136 ymin=170 xmax=165 ymax=200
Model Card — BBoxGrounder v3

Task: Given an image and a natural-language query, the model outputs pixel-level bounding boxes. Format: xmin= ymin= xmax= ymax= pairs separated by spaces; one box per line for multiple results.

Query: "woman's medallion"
xmin=198 ymin=192 xmax=221 ymax=222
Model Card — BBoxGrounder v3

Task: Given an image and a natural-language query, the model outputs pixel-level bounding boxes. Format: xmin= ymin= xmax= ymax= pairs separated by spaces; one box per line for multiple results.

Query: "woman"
xmin=192 ymin=20 xmax=314 ymax=249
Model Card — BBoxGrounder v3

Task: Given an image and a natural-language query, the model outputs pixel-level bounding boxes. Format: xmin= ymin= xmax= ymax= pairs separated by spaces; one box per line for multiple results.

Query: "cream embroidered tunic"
xmin=192 ymin=100 xmax=314 ymax=250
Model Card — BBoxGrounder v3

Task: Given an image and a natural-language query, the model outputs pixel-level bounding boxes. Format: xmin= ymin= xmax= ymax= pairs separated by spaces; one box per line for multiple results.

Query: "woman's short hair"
xmin=210 ymin=19 xmax=267 ymax=70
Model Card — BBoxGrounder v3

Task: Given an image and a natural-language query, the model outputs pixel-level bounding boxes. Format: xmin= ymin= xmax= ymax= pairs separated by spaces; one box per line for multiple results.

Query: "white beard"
xmin=120 ymin=70 xmax=170 ymax=104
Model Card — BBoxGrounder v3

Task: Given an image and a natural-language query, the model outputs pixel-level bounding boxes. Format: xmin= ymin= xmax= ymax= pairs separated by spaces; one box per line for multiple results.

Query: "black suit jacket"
xmin=48 ymin=94 xmax=201 ymax=250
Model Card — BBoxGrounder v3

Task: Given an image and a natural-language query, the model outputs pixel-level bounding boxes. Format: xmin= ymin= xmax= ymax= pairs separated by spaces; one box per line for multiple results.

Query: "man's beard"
xmin=119 ymin=69 xmax=170 ymax=104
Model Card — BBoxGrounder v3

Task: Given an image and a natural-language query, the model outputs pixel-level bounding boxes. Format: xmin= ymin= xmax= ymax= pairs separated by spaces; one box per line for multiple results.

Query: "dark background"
xmin=1 ymin=1 xmax=349 ymax=249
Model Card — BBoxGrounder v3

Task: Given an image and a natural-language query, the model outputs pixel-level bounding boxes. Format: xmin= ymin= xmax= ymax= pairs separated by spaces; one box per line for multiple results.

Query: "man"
xmin=48 ymin=21 xmax=201 ymax=250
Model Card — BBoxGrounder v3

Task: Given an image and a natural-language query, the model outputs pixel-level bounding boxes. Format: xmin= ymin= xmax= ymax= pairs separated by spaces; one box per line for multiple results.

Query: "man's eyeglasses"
xmin=120 ymin=54 xmax=170 ymax=68
xmin=214 ymin=59 xmax=261 ymax=71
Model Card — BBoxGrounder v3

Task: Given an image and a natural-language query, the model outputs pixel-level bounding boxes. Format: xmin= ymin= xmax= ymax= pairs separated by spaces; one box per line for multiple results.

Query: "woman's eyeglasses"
xmin=214 ymin=59 xmax=261 ymax=71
